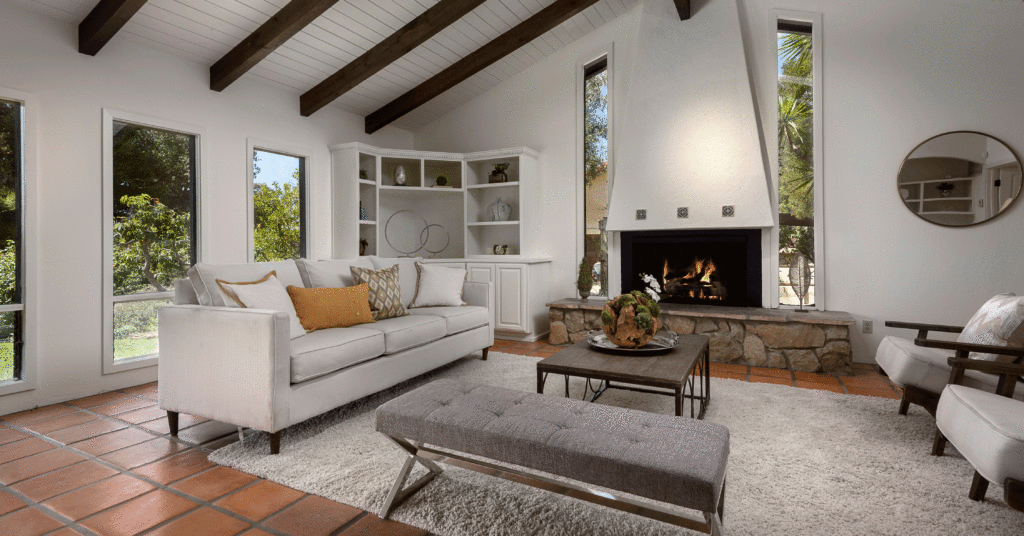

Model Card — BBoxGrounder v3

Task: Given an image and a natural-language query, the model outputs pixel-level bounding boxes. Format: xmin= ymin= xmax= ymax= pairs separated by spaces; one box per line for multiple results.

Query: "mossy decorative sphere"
xmin=601 ymin=291 xmax=662 ymax=348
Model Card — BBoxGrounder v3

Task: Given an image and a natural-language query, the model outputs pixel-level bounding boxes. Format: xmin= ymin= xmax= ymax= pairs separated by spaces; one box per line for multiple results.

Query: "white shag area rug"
xmin=209 ymin=351 xmax=1023 ymax=535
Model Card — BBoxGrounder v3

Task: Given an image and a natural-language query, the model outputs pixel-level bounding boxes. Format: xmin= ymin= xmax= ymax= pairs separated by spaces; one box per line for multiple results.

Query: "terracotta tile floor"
xmin=0 ymin=340 xmax=899 ymax=535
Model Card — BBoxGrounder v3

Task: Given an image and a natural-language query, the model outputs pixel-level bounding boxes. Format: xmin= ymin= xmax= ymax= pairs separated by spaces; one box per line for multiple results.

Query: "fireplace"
xmin=620 ymin=229 xmax=761 ymax=307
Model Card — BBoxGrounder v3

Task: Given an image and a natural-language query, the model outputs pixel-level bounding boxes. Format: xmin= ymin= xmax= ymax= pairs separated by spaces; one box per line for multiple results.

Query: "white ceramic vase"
xmin=489 ymin=197 xmax=511 ymax=221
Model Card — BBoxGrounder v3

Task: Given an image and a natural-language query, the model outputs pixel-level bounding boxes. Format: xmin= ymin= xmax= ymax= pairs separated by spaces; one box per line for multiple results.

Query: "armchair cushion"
xmin=957 ymin=293 xmax=1024 ymax=362
xmin=290 ymin=327 xmax=385 ymax=383
xmin=936 ymin=384 xmax=1024 ymax=485
xmin=361 ymin=315 xmax=446 ymax=355
xmin=408 ymin=306 xmax=489 ymax=335
xmin=876 ymin=336 xmax=1024 ymax=399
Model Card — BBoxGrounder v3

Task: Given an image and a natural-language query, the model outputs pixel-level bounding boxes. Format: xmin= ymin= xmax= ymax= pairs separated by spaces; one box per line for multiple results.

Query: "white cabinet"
xmin=463 ymin=260 xmax=549 ymax=341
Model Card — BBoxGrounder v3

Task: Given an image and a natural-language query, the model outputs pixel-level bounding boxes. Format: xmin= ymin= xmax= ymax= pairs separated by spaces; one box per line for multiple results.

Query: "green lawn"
xmin=0 ymin=342 xmax=11 ymax=382
xmin=114 ymin=337 xmax=159 ymax=361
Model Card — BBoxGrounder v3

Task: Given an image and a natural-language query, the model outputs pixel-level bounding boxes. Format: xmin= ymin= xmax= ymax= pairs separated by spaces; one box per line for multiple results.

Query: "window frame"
xmin=576 ymin=43 xmax=614 ymax=299
xmin=246 ymin=138 xmax=311 ymax=263
xmin=102 ymin=109 xmax=205 ymax=375
xmin=0 ymin=88 xmax=36 ymax=396
xmin=768 ymin=10 xmax=825 ymax=310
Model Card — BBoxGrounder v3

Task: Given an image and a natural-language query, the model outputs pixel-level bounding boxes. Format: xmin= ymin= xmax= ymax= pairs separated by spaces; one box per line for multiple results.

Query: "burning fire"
xmin=662 ymin=257 xmax=726 ymax=301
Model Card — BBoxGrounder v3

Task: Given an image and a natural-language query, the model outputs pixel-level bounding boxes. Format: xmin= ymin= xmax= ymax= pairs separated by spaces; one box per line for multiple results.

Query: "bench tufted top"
xmin=375 ymin=379 xmax=729 ymax=512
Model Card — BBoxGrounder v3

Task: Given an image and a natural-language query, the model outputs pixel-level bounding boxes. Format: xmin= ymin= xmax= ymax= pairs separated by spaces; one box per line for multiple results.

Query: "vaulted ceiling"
xmin=14 ymin=0 xmax=647 ymax=132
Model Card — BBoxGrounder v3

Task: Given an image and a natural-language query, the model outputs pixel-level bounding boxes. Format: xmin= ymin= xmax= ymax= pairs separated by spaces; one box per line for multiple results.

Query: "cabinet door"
xmin=429 ymin=262 xmax=467 ymax=270
xmin=495 ymin=264 xmax=528 ymax=333
xmin=466 ymin=263 xmax=495 ymax=326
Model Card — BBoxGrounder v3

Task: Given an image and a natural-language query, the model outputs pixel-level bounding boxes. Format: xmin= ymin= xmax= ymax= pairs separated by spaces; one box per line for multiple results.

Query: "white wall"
xmin=0 ymin=1 xmax=413 ymax=414
xmin=414 ymin=0 xmax=1024 ymax=364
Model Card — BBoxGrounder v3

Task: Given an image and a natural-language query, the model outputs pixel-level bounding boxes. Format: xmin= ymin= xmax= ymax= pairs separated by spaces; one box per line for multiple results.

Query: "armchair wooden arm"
xmin=886 ymin=320 xmax=964 ymax=339
xmin=941 ymin=355 xmax=1024 ymax=399
xmin=913 ymin=337 xmax=1024 ymax=361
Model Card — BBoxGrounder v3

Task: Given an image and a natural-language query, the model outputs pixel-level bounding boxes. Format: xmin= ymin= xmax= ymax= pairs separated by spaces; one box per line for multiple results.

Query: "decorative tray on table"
xmin=586 ymin=330 xmax=679 ymax=355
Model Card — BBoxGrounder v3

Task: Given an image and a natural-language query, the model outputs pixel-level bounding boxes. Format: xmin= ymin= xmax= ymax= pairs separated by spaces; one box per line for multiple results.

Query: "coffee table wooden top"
xmin=536 ymin=334 xmax=710 ymax=390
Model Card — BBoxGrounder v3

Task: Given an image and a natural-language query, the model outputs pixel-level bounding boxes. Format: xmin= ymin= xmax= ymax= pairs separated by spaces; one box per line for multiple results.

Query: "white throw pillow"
xmin=217 ymin=273 xmax=307 ymax=339
xmin=408 ymin=262 xmax=467 ymax=308
xmin=957 ymin=293 xmax=1024 ymax=362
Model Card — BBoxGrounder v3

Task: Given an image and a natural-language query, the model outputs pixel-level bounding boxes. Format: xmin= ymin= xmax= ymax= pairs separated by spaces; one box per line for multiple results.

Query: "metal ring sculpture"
xmin=384 ymin=210 xmax=449 ymax=257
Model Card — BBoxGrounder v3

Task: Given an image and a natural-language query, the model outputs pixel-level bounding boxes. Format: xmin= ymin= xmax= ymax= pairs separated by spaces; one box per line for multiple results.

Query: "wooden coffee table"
xmin=536 ymin=334 xmax=710 ymax=419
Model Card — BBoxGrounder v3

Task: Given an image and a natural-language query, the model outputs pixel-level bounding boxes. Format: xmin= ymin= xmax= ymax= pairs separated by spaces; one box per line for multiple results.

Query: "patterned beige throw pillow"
xmin=956 ymin=293 xmax=1024 ymax=362
xmin=350 ymin=264 xmax=408 ymax=320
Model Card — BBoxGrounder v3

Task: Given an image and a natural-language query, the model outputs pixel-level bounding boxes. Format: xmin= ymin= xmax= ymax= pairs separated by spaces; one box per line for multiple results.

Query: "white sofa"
xmin=158 ymin=256 xmax=493 ymax=454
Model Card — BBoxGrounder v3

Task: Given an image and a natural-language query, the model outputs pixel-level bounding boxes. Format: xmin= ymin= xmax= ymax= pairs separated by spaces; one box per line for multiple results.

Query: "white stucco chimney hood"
xmin=606 ymin=0 xmax=775 ymax=231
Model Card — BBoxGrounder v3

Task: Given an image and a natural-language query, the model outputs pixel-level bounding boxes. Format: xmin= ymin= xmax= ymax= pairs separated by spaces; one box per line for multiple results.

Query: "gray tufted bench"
xmin=375 ymin=378 xmax=729 ymax=535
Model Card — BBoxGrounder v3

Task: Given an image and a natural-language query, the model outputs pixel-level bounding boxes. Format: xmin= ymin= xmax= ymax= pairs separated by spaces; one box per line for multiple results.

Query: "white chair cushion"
xmin=290 ymin=327 xmax=385 ymax=383
xmin=188 ymin=261 xmax=304 ymax=307
xmin=936 ymin=384 xmax=1024 ymax=484
xmin=409 ymin=262 xmax=467 ymax=308
xmin=875 ymin=336 xmax=1024 ymax=399
xmin=408 ymin=306 xmax=489 ymax=335
xmin=360 ymin=315 xmax=446 ymax=355
xmin=296 ymin=258 xmax=374 ymax=288
xmin=369 ymin=256 xmax=422 ymax=307
xmin=957 ymin=293 xmax=1024 ymax=362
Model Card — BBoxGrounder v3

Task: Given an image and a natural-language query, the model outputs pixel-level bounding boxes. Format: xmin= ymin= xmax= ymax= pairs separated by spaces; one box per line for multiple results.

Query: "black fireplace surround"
xmin=620 ymin=229 xmax=762 ymax=308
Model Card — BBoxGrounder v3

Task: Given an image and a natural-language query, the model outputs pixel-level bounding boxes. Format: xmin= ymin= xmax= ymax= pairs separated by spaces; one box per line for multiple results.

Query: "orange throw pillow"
xmin=286 ymin=284 xmax=375 ymax=332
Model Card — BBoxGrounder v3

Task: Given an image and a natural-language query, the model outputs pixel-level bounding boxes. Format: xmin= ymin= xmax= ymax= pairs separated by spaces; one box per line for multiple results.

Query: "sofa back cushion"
xmin=369 ymin=256 xmax=422 ymax=306
xmin=296 ymin=258 xmax=374 ymax=288
xmin=187 ymin=260 xmax=304 ymax=307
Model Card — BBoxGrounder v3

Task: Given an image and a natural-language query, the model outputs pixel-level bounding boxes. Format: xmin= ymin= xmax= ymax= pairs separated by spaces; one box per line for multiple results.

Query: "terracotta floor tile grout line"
xmin=0 ymin=409 xmax=303 ymax=536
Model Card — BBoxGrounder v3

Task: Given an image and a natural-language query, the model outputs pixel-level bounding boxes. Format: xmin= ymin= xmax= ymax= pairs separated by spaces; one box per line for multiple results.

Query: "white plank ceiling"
xmin=13 ymin=0 xmax=639 ymax=132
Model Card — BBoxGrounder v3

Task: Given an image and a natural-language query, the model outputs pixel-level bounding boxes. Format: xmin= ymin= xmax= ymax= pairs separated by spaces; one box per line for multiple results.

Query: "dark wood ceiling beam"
xmin=78 ymin=0 xmax=149 ymax=56
xmin=210 ymin=0 xmax=342 ymax=92
xmin=673 ymin=0 xmax=691 ymax=21
xmin=365 ymin=0 xmax=600 ymax=134
xmin=301 ymin=0 xmax=490 ymax=117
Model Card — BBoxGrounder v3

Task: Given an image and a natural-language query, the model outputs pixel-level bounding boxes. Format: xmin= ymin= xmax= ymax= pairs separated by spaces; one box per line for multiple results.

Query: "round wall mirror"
xmin=898 ymin=131 xmax=1022 ymax=226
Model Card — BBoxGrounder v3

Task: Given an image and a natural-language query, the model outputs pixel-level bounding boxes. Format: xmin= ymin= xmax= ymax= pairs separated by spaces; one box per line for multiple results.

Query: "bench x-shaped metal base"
xmin=379 ymin=435 xmax=724 ymax=535
xmin=380 ymin=437 xmax=445 ymax=520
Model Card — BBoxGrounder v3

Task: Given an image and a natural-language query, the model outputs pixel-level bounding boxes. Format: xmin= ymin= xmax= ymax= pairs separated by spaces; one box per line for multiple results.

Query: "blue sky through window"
xmin=254 ymin=149 xmax=300 ymax=186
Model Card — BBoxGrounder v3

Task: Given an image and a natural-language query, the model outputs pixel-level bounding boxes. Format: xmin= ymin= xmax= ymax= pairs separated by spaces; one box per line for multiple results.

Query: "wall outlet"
xmin=862 ymin=320 xmax=873 ymax=334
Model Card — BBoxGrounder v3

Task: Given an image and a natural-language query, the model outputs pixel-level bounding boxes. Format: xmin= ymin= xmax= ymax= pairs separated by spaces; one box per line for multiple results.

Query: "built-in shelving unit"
xmin=900 ymin=176 xmax=976 ymax=225
xmin=331 ymin=143 xmax=539 ymax=259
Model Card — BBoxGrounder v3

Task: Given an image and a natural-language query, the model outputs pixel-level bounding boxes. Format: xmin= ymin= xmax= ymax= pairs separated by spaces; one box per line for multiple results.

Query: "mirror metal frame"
xmin=897 ymin=130 xmax=1023 ymax=228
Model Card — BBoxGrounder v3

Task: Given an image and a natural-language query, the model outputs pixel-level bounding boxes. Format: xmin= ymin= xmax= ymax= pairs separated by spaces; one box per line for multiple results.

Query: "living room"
xmin=1 ymin=0 xmax=1023 ymax=534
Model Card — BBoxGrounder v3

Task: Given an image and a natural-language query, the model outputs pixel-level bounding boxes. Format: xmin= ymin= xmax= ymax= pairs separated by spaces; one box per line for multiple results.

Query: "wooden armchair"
xmin=876 ymin=320 xmax=1024 ymax=416
xmin=933 ymin=356 xmax=1024 ymax=510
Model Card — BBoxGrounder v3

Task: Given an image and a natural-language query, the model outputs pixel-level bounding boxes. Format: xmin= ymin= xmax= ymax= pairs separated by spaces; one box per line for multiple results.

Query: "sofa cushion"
xmin=217 ymin=272 xmax=306 ymax=339
xmin=409 ymin=306 xmax=489 ymax=336
xmin=290 ymin=327 xmax=385 ymax=383
xmin=369 ymin=256 xmax=422 ymax=307
xmin=876 ymin=335 xmax=1024 ymax=399
xmin=351 ymin=264 xmax=408 ymax=320
xmin=409 ymin=262 xmax=467 ymax=308
xmin=361 ymin=315 xmax=446 ymax=355
xmin=296 ymin=258 xmax=374 ymax=288
xmin=188 ymin=261 xmax=304 ymax=307
xmin=286 ymin=284 xmax=374 ymax=332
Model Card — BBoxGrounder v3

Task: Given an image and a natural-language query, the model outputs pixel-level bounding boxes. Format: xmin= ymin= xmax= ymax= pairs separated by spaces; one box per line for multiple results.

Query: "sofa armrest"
xmin=158 ymin=305 xmax=291 ymax=433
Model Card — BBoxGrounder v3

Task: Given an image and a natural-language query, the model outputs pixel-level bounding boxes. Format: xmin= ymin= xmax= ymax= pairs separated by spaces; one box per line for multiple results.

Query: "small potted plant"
xmin=489 ymin=163 xmax=510 ymax=183
xmin=435 ymin=175 xmax=449 ymax=187
xmin=577 ymin=257 xmax=593 ymax=301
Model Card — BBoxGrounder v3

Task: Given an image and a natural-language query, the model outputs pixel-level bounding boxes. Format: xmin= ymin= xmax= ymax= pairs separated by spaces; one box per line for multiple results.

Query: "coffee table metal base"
xmin=537 ymin=349 xmax=709 ymax=419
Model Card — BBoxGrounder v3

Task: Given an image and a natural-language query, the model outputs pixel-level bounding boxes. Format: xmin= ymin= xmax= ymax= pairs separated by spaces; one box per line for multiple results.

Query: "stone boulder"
xmin=785 ymin=349 xmax=821 ymax=372
xmin=549 ymin=321 xmax=568 ymax=345
xmin=817 ymin=341 xmax=853 ymax=375
xmin=757 ymin=324 xmax=826 ymax=348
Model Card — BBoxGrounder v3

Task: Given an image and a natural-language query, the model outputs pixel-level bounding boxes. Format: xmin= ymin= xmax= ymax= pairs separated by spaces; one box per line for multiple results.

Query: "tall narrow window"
xmin=777 ymin=20 xmax=818 ymax=308
xmin=583 ymin=58 xmax=609 ymax=297
xmin=109 ymin=120 xmax=197 ymax=363
xmin=0 ymin=99 xmax=24 ymax=383
xmin=252 ymin=149 xmax=305 ymax=261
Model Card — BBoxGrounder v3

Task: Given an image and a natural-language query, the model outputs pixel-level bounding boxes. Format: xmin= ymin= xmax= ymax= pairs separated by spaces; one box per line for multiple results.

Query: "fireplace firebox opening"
xmin=620 ymin=229 xmax=762 ymax=308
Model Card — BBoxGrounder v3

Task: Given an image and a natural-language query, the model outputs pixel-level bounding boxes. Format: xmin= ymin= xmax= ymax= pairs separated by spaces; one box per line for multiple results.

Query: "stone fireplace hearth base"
xmin=547 ymin=300 xmax=856 ymax=375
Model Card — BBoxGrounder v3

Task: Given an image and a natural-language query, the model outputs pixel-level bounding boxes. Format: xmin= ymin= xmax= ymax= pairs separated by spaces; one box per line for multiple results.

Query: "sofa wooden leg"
xmin=1005 ymin=478 xmax=1024 ymax=511
xmin=167 ymin=411 xmax=179 ymax=436
xmin=931 ymin=429 xmax=947 ymax=456
xmin=270 ymin=431 xmax=282 ymax=455
xmin=481 ymin=348 xmax=489 ymax=361
xmin=969 ymin=471 xmax=989 ymax=501
xmin=898 ymin=396 xmax=910 ymax=415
